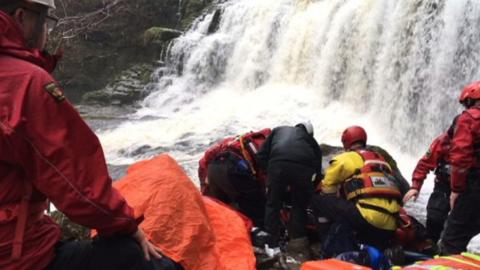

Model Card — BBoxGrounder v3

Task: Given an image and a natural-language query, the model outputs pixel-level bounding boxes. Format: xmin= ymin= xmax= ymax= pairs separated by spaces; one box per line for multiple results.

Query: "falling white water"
xmin=98 ymin=0 xmax=480 ymax=250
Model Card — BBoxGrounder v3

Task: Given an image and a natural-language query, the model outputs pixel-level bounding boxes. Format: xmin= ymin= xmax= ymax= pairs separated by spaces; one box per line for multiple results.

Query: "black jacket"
xmin=256 ymin=126 xmax=323 ymax=173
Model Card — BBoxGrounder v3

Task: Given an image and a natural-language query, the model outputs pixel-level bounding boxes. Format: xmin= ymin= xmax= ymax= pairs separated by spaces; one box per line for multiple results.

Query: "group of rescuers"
xmin=199 ymin=85 xmax=480 ymax=263
xmin=1 ymin=0 xmax=480 ymax=269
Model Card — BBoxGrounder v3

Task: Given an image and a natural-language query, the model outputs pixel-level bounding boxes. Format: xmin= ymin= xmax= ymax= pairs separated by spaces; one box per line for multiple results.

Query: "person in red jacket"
xmin=440 ymin=81 xmax=480 ymax=255
xmin=403 ymin=117 xmax=457 ymax=243
xmin=0 ymin=1 xmax=181 ymax=270
xmin=198 ymin=128 xmax=271 ymax=227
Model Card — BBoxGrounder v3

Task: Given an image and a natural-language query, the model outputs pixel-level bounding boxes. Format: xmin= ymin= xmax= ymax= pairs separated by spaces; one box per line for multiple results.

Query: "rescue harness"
xmin=343 ymin=150 xmax=402 ymax=203
xmin=224 ymin=128 xmax=271 ymax=176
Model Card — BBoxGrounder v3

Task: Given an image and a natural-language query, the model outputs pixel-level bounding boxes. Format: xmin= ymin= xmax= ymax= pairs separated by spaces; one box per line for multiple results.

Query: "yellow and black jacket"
xmin=320 ymin=151 xmax=401 ymax=231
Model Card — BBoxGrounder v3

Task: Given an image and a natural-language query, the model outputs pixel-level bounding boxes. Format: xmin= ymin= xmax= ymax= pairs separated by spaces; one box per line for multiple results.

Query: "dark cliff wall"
xmin=51 ymin=0 xmax=213 ymax=103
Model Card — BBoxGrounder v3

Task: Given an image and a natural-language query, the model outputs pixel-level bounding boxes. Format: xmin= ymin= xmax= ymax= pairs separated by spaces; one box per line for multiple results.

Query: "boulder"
xmin=143 ymin=27 xmax=183 ymax=46
xmin=82 ymin=63 xmax=155 ymax=105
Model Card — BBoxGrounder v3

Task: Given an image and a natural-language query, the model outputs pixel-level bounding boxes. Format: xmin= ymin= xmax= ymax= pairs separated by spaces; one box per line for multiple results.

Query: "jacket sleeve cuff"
xmin=320 ymin=185 xmax=338 ymax=194
xmin=97 ymin=214 xmax=142 ymax=237
xmin=411 ymin=179 xmax=423 ymax=191
xmin=125 ymin=215 xmax=144 ymax=235
xmin=451 ymin=169 xmax=467 ymax=193
xmin=451 ymin=184 xmax=466 ymax=193
xmin=125 ymin=224 xmax=139 ymax=236
xmin=122 ymin=214 xmax=143 ymax=236
xmin=451 ymin=187 xmax=465 ymax=193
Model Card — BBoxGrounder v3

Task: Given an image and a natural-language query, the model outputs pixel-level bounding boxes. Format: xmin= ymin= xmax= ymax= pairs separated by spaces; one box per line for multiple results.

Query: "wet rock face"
xmin=143 ymin=27 xmax=183 ymax=46
xmin=320 ymin=144 xmax=344 ymax=169
xmin=82 ymin=63 xmax=155 ymax=105
xmin=180 ymin=0 xmax=215 ymax=29
xmin=207 ymin=9 xmax=222 ymax=34
xmin=52 ymin=0 xmax=213 ymax=104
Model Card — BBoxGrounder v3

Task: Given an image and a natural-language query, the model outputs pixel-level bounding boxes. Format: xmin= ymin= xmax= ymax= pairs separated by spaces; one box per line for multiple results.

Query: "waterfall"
xmin=97 ymin=0 xmax=480 ymax=249
xmin=99 ymin=0 xmax=480 ymax=172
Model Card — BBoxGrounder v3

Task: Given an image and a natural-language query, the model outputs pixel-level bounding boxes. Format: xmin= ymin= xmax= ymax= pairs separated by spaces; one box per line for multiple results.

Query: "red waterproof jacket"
xmin=198 ymin=128 xmax=271 ymax=192
xmin=411 ymin=133 xmax=451 ymax=191
xmin=199 ymin=136 xmax=235 ymax=190
xmin=450 ymin=106 xmax=480 ymax=193
xmin=0 ymin=11 xmax=137 ymax=270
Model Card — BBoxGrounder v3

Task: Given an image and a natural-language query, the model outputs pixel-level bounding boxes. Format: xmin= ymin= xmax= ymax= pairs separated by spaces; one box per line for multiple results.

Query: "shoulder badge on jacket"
xmin=424 ymin=149 xmax=431 ymax=158
xmin=44 ymin=82 xmax=65 ymax=102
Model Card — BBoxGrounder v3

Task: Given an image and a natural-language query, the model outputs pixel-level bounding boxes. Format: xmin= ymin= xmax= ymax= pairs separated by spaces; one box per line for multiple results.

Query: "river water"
xmin=92 ymin=0 xmax=480 ymax=251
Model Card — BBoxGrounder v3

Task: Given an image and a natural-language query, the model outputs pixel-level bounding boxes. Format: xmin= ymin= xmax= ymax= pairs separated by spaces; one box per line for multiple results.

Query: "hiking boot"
xmin=265 ymin=245 xmax=282 ymax=258
xmin=309 ymin=241 xmax=324 ymax=260
xmin=251 ymin=228 xmax=284 ymax=259
xmin=256 ymin=247 xmax=282 ymax=269
xmin=283 ymin=237 xmax=311 ymax=270
xmin=251 ymin=228 xmax=271 ymax=249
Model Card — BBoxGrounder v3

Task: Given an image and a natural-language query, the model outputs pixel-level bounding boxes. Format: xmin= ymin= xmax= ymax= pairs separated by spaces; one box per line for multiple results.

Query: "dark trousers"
xmin=46 ymin=237 xmax=183 ymax=270
xmin=426 ymin=179 xmax=450 ymax=243
xmin=310 ymin=194 xmax=395 ymax=250
xmin=206 ymin=155 xmax=266 ymax=227
xmin=440 ymin=177 xmax=480 ymax=255
xmin=264 ymin=161 xmax=314 ymax=245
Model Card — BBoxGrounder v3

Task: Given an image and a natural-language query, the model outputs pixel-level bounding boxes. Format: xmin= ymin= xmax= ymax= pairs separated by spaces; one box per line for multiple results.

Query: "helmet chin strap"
xmin=350 ymin=143 xmax=365 ymax=151
xmin=463 ymin=98 xmax=476 ymax=109
xmin=26 ymin=7 xmax=47 ymax=49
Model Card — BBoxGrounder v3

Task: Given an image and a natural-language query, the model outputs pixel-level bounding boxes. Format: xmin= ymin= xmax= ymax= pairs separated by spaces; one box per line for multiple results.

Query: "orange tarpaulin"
xmin=113 ymin=154 xmax=256 ymax=270
xmin=203 ymin=197 xmax=256 ymax=270
xmin=301 ymin=259 xmax=372 ymax=270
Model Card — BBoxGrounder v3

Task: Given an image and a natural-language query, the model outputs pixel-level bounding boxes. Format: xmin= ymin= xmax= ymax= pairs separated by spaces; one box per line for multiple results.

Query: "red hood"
xmin=0 ymin=10 xmax=58 ymax=73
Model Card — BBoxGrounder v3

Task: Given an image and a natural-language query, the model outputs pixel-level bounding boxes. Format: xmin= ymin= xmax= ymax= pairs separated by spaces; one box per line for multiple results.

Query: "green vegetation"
xmin=51 ymin=0 xmax=214 ymax=104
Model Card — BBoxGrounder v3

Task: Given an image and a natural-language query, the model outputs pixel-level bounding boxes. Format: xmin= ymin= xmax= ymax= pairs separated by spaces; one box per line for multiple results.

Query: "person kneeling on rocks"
xmin=198 ymin=128 xmax=271 ymax=228
xmin=311 ymin=126 xmax=402 ymax=254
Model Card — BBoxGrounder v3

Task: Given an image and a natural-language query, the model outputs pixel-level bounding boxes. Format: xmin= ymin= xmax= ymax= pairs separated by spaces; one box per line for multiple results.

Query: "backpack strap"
xmin=239 ymin=135 xmax=257 ymax=175
xmin=357 ymin=202 xmax=399 ymax=218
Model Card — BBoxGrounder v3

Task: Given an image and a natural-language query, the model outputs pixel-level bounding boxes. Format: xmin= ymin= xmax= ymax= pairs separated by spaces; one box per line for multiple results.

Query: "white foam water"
xmin=98 ymin=0 xmax=480 ymax=251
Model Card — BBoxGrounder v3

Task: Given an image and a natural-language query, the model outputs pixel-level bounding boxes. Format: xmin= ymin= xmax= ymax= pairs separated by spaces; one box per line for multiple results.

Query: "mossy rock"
xmin=52 ymin=0 xmax=215 ymax=104
xmin=143 ymin=27 xmax=183 ymax=46
xmin=50 ymin=211 xmax=90 ymax=241
xmin=82 ymin=63 xmax=155 ymax=105
xmin=181 ymin=0 xmax=215 ymax=29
